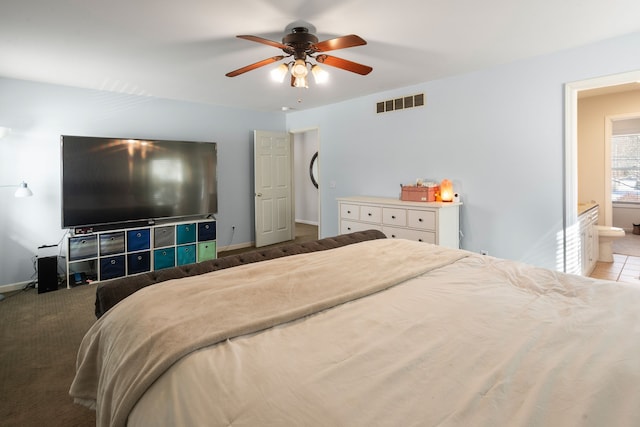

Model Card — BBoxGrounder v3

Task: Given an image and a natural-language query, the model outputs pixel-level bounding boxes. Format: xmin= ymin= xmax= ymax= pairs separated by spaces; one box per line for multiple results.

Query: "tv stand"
xmin=65 ymin=219 xmax=216 ymax=288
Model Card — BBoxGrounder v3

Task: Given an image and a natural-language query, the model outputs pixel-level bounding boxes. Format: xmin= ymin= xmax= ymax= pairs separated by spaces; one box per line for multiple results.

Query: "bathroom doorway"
xmin=564 ymin=69 xmax=640 ymax=273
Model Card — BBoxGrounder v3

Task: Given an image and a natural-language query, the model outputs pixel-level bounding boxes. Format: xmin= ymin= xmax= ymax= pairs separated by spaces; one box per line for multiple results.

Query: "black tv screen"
xmin=61 ymin=135 xmax=218 ymax=229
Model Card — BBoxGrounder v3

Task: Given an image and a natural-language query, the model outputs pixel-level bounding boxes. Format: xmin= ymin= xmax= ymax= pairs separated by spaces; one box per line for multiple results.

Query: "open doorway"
xmin=292 ymin=128 xmax=320 ymax=242
xmin=564 ymin=70 xmax=640 ymax=275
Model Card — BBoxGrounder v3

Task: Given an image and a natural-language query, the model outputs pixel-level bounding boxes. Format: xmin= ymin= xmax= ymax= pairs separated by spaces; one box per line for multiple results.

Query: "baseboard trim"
xmin=0 ymin=280 xmax=32 ymax=294
xmin=217 ymin=241 xmax=254 ymax=253
xmin=295 ymin=220 xmax=319 ymax=226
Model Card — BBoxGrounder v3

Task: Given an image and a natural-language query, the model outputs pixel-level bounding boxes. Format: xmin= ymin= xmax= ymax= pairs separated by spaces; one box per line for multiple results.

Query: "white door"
xmin=254 ymin=130 xmax=293 ymax=247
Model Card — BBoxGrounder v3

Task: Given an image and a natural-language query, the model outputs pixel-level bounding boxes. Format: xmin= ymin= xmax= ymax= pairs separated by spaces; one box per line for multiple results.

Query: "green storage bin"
xmin=198 ymin=241 xmax=217 ymax=262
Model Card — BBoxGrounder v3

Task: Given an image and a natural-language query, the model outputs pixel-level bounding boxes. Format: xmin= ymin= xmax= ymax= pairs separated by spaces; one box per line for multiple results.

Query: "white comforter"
xmin=74 ymin=239 xmax=640 ymax=426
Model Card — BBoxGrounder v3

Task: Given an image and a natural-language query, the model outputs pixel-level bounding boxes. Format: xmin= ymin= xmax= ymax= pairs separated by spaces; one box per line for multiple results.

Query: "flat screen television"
xmin=61 ymin=135 xmax=218 ymax=230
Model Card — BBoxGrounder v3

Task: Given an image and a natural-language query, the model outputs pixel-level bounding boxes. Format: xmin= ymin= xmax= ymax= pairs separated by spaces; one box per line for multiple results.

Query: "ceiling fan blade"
xmin=225 ymin=55 xmax=285 ymax=77
xmin=315 ymin=54 xmax=372 ymax=75
xmin=313 ymin=34 xmax=367 ymax=52
xmin=236 ymin=35 xmax=289 ymax=50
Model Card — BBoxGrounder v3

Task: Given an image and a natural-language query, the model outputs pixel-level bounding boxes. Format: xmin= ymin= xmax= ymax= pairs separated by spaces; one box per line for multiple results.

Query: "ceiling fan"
xmin=225 ymin=26 xmax=372 ymax=87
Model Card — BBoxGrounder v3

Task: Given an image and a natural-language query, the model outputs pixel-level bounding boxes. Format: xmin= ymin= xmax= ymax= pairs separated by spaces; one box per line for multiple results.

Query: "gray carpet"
xmin=0 ymin=223 xmax=318 ymax=426
xmin=0 ymin=283 xmax=97 ymax=427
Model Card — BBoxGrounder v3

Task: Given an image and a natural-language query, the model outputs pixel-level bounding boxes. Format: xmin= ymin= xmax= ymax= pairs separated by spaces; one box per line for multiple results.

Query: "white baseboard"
xmin=0 ymin=280 xmax=32 ymax=294
xmin=216 ymin=241 xmax=254 ymax=253
xmin=295 ymin=220 xmax=319 ymax=226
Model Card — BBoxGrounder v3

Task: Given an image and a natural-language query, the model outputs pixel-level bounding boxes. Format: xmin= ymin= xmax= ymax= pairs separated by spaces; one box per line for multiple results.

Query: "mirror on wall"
xmin=309 ymin=152 xmax=318 ymax=189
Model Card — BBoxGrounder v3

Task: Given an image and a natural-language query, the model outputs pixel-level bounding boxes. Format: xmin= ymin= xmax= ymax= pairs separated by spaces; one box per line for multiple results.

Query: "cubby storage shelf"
xmin=66 ymin=219 xmax=216 ymax=288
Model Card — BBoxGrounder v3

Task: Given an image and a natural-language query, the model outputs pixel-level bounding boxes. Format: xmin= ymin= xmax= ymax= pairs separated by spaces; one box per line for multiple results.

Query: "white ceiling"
xmin=2 ymin=0 xmax=639 ymax=112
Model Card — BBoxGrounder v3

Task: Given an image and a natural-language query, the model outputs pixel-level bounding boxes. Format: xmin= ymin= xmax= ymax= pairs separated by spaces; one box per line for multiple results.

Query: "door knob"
xmin=255 ymin=193 xmax=262 ymax=197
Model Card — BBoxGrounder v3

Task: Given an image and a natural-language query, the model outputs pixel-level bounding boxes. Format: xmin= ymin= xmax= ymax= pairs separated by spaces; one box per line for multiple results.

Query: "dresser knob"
xmin=391 ymin=215 xmax=396 ymax=219
xmin=368 ymin=213 xmax=372 ymax=216
xmin=418 ymin=239 xmax=423 ymax=242
xmin=347 ymin=210 xmax=351 ymax=214
xmin=110 ymin=260 xmax=116 ymax=265
xmin=418 ymin=218 xmax=423 ymax=222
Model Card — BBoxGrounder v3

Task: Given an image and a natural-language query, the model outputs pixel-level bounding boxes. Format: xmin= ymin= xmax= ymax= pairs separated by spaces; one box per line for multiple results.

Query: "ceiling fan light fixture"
xmin=270 ymin=63 xmax=289 ymax=82
xmin=311 ymin=64 xmax=329 ymax=84
xmin=293 ymin=76 xmax=308 ymax=88
xmin=291 ymin=59 xmax=308 ymax=78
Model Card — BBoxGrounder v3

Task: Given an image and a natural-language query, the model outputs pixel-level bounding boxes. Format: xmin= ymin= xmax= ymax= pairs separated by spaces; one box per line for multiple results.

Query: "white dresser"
xmin=337 ymin=196 xmax=462 ymax=249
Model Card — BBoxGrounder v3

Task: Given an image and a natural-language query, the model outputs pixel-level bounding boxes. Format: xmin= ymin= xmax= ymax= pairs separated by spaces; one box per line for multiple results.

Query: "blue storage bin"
xmin=100 ymin=255 xmax=126 ymax=280
xmin=198 ymin=221 xmax=216 ymax=241
xmin=153 ymin=247 xmax=175 ymax=270
xmin=177 ymin=244 xmax=196 ymax=266
xmin=127 ymin=251 xmax=151 ymax=275
xmin=176 ymin=223 xmax=196 ymax=244
xmin=127 ymin=229 xmax=151 ymax=251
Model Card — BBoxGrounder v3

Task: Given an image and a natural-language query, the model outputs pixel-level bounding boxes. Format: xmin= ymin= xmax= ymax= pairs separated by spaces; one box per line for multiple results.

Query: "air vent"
xmin=376 ymin=93 xmax=425 ymax=114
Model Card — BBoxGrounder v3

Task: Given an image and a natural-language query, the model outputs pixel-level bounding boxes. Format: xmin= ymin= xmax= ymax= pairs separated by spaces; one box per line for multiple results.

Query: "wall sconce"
xmin=1 ymin=182 xmax=33 ymax=198
xmin=440 ymin=179 xmax=453 ymax=202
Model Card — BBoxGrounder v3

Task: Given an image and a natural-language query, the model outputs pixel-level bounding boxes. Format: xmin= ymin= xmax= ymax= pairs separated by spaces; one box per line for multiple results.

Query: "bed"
xmin=70 ymin=233 xmax=640 ymax=427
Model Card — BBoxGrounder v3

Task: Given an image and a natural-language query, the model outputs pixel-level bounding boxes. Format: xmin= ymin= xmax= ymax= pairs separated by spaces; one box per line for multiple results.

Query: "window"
xmin=611 ymin=117 xmax=640 ymax=203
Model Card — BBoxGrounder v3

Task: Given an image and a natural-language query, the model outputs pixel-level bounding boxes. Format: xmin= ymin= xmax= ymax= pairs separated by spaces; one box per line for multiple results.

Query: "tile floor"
xmin=589 ymin=254 xmax=640 ymax=284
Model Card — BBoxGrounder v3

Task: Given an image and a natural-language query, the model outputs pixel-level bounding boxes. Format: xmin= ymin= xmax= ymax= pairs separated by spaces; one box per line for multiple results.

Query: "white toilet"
xmin=596 ymin=225 xmax=625 ymax=262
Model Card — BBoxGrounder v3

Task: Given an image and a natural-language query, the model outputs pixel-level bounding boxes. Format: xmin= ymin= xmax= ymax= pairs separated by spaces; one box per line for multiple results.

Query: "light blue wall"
xmin=0 ymin=78 xmax=285 ymax=286
xmin=286 ymin=32 xmax=640 ymax=270
xmin=1 ymin=32 xmax=639 ymax=285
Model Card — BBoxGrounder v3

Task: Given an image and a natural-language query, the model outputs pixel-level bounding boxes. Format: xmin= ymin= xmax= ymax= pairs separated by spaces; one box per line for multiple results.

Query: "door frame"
xmin=290 ymin=126 xmax=321 ymax=238
xmin=563 ymin=69 xmax=640 ymax=273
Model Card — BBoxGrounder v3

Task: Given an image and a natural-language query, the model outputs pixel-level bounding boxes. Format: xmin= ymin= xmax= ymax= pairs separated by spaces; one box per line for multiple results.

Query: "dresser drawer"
xmin=382 ymin=208 xmax=407 ymax=226
xmin=340 ymin=220 xmax=382 ymax=234
xmin=383 ymin=226 xmax=436 ymax=244
xmin=359 ymin=206 xmax=382 ymax=223
xmin=408 ymin=210 xmax=436 ymax=230
xmin=340 ymin=204 xmax=359 ymax=220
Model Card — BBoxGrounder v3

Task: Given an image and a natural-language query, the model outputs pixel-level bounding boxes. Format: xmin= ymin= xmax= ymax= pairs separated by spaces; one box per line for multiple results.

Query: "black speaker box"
xmin=38 ymin=256 xmax=58 ymax=294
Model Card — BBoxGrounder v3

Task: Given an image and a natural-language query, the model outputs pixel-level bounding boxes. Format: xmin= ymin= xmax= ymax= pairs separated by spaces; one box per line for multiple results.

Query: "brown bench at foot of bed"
xmin=94 ymin=229 xmax=387 ymax=318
